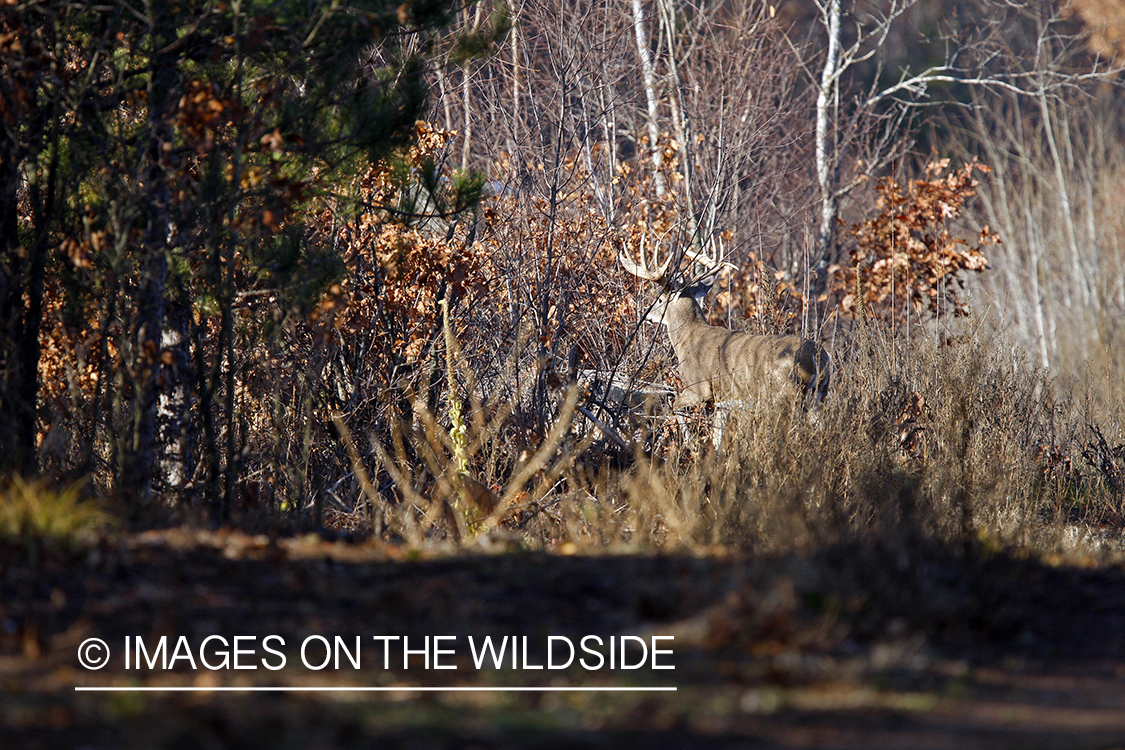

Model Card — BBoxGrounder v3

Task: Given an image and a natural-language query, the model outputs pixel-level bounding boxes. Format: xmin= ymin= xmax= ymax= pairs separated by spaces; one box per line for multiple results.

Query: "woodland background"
xmin=0 ymin=0 xmax=1123 ymax=555
xmin=4 ymin=1 xmax=1125 ymax=747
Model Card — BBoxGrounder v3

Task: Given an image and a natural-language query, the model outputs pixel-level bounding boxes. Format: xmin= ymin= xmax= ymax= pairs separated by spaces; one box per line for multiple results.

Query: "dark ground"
xmin=3 ymin=528 xmax=1125 ymax=749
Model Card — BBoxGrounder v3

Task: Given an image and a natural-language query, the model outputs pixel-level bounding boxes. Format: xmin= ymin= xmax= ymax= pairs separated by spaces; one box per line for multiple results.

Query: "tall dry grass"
xmin=330 ymin=316 xmax=1122 ymax=562
xmin=944 ymin=86 xmax=1125 ymax=420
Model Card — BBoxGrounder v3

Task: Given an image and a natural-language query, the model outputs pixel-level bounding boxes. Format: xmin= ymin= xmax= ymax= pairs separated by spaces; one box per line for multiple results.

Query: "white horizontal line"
xmin=75 ymin=686 xmax=676 ymax=692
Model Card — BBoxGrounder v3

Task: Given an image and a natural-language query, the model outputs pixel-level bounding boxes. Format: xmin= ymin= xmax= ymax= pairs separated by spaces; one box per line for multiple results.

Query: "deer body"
xmin=621 ymin=238 xmax=830 ymax=426
xmin=649 ymin=291 xmax=830 ymax=412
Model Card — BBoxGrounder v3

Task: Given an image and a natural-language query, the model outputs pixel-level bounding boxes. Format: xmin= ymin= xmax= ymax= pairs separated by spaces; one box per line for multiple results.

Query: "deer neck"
xmin=659 ymin=296 xmax=708 ymax=354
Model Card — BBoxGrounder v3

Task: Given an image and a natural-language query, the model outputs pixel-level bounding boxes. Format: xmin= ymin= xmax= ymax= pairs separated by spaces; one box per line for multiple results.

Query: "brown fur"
xmin=647 ymin=291 xmax=830 ymax=411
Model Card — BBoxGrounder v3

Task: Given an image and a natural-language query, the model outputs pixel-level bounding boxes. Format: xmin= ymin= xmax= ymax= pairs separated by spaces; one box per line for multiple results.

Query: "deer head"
xmin=619 ymin=236 xmax=726 ymax=327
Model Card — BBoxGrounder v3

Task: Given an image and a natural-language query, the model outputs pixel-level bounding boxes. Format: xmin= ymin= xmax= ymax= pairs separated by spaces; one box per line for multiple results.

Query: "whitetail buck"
xmin=621 ymin=238 xmax=830 ymax=445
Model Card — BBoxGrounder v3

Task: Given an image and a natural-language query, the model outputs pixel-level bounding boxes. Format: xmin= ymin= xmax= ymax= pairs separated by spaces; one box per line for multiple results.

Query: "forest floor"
xmin=3 ymin=526 xmax=1125 ymax=749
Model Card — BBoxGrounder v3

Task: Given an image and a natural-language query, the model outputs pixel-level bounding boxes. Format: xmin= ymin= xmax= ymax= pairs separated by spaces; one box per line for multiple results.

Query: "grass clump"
xmin=0 ymin=475 xmax=106 ymax=550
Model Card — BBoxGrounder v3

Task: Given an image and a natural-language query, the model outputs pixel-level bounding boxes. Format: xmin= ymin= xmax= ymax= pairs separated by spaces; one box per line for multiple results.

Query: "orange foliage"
xmin=835 ymin=159 xmax=998 ymax=323
xmin=327 ymin=123 xmax=669 ymax=373
xmin=328 ymin=122 xmax=489 ymax=364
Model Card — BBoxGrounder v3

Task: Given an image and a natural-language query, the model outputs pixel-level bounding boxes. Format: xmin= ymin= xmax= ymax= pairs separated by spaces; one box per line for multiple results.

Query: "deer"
xmin=620 ymin=237 xmax=830 ymax=448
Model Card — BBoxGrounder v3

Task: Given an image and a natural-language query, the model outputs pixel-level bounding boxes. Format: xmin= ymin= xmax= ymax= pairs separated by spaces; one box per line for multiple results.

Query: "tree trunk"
xmin=631 ymin=0 xmax=666 ymax=197
xmin=0 ymin=144 xmax=31 ymax=474
xmin=812 ymin=0 xmax=843 ymax=314
xmin=123 ymin=0 xmax=178 ymax=511
xmin=0 ymin=109 xmax=57 ymax=477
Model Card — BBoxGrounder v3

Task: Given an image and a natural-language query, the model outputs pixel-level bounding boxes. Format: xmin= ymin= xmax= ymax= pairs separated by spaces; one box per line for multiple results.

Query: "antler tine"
xmin=682 ymin=237 xmax=737 ymax=280
xmin=619 ymin=235 xmax=673 ymax=284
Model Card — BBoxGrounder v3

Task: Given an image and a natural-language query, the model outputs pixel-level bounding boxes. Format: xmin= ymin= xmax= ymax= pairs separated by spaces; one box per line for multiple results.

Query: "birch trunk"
xmin=631 ymin=0 xmax=666 ymax=197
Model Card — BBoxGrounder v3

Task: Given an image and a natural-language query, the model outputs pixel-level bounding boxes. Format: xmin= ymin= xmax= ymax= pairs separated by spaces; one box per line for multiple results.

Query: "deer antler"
xmin=619 ymin=236 xmax=673 ymax=285
xmin=621 ymin=235 xmax=739 ymax=291
xmin=682 ymin=237 xmax=738 ymax=282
